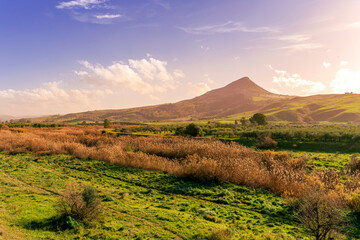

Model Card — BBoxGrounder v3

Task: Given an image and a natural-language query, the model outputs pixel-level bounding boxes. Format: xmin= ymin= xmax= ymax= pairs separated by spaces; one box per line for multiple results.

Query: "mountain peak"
xmin=224 ymin=76 xmax=255 ymax=88
xmin=207 ymin=76 xmax=272 ymax=97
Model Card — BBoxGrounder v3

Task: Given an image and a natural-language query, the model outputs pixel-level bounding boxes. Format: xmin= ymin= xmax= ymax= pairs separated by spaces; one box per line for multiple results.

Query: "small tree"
xmin=250 ymin=113 xmax=267 ymax=125
xmin=184 ymin=123 xmax=203 ymax=137
xmin=58 ymin=182 xmax=102 ymax=222
xmin=103 ymin=119 xmax=111 ymax=129
xmin=296 ymin=181 xmax=344 ymax=240
xmin=240 ymin=117 xmax=248 ymax=126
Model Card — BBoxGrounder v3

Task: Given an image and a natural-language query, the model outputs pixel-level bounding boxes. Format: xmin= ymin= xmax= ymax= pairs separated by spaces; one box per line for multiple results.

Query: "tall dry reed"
xmin=0 ymin=128 xmax=314 ymax=197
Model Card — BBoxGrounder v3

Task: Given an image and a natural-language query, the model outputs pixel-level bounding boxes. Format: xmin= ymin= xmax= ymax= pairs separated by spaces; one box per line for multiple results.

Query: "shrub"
xmin=103 ymin=119 xmax=112 ymax=129
xmin=289 ymin=157 xmax=307 ymax=171
xmin=0 ymin=124 xmax=9 ymax=130
xmin=58 ymin=182 xmax=102 ymax=222
xmin=184 ymin=123 xmax=203 ymax=137
xmin=345 ymin=154 xmax=360 ymax=174
xmin=346 ymin=191 xmax=360 ymax=218
xmin=296 ymin=179 xmax=344 ymax=240
xmin=174 ymin=126 xmax=185 ymax=136
xmin=256 ymin=136 xmax=278 ymax=149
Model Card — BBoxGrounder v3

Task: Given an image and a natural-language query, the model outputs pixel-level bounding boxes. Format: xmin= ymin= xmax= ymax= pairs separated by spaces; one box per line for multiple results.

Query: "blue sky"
xmin=0 ymin=0 xmax=359 ymax=116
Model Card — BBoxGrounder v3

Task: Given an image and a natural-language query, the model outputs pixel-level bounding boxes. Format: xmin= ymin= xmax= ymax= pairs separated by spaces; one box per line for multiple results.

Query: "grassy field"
xmin=0 ymin=153 xmax=307 ymax=240
xmin=1 ymin=125 xmax=360 ymax=239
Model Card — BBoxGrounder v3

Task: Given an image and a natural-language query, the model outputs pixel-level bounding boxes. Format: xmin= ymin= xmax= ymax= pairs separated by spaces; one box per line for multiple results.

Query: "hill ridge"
xmin=17 ymin=77 xmax=360 ymax=123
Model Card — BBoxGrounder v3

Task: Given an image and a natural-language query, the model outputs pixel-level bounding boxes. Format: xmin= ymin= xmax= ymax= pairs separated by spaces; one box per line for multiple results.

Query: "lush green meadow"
xmin=1 ymin=153 xmax=305 ymax=239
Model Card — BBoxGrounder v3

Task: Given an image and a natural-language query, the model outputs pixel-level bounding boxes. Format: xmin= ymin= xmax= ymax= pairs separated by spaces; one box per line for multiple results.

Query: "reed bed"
xmin=0 ymin=127 xmax=356 ymax=198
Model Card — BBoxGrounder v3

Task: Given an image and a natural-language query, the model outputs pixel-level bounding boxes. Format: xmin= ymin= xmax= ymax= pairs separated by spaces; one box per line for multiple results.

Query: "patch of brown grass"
xmin=0 ymin=127 xmax=356 ymax=199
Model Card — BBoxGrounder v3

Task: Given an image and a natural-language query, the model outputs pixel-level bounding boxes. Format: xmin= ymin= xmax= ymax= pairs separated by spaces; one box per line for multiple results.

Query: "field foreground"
xmin=0 ymin=127 xmax=360 ymax=239
xmin=0 ymin=153 xmax=305 ymax=239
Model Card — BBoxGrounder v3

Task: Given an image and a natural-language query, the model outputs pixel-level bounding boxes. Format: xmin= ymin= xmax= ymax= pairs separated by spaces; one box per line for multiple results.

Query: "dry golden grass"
xmin=0 ymin=127 xmax=357 ymax=199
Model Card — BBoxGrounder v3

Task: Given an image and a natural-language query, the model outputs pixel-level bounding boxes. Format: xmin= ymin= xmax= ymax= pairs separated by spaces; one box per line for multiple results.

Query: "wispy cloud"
xmin=347 ymin=21 xmax=360 ymax=29
xmin=76 ymin=57 xmax=184 ymax=94
xmin=188 ymin=82 xmax=211 ymax=96
xmin=94 ymin=14 xmax=122 ymax=19
xmin=278 ymin=43 xmax=323 ymax=52
xmin=269 ymin=65 xmax=326 ymax=94
xmin=179 ymin=21 xmax=279 ymax=35
xmin=65 ymin=11 xmax=124 ymax=24
xmin=56 ymin=0 xmax=123 ymax=24
xmin=269 ymin=34 xmax=310 ymax=42
xmin=56 ymin=0 xmax=106 ymax=9
xmin=152 ymin=0 xmax=170 ymax=10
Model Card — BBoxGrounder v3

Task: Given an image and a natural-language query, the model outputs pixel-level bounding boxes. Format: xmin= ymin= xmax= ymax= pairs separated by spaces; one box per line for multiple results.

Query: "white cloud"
xmin=271 ymin=68 xmax=326 ymax=94
xmin=347 ymin=21 xmax=360 ymax=29
xmin=69 ymin=11 xmax=123 ymax=24
xmin=330 ymin=67 xmax=360 ymax=93
xmin=340 ymin=61 xmax=348 ymax=67
xmin=56 ymin=0 xmax=105 ymax=9
xmin=0 ymin=81 xmax=110 ymax=116
xmin=77 ymin=57 xmax=183 ymax=94
xmin=189 ymin=82 xmax=211 ymax=96
xmin=179 ymin=21 xmax=279 ymax=35
xmin=322 ymin=61 xmax=331 ymax=68
xmin=279 ymin=43 xmax=323 ymax=52
xmin=173 ymin=69 xmax=185 ymax=79
xmin=270 ymin=34 xmax=310 ymax=42
xmin=95 ymin=14 xmax=122 ymax=19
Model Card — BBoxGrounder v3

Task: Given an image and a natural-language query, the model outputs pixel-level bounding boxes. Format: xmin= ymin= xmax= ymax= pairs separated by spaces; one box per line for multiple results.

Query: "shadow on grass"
xmin=23 ymin=214 xmax=81 ymax=232
xmin=229 ymin=138 xmax=360 ymax=154
xmin=342 ymin=214 xmax=360 ymax=239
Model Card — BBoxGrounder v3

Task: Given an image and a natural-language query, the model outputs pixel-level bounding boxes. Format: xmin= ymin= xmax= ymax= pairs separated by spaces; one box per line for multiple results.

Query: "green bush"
xmin=103 ymin=119 xmax=112 ymax=129
xmin=184 ymin=123 xmax=204 ymax=137
xmin=249 ymin=113 xmax=267 ymax=125
xmin=58 ymin=182 xmax=102 ymax=222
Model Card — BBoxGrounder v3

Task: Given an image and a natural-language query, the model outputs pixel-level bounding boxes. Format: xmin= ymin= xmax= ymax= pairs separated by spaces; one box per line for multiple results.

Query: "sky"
xmin=0 ymin=0 xmax=360 ymax=117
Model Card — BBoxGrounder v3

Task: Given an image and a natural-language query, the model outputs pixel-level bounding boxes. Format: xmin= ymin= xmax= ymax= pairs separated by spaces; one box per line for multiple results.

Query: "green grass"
xmin=0 ymin=153 xmax=309 ymax=239
xmin=220 ymin=137 xmax=354 ymax=171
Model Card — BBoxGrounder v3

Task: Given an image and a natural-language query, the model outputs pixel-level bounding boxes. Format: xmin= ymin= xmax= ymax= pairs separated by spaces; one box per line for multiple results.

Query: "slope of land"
xmin=0 ymin=153 xmax=306 ymax=239
xmin=259 ymin=94 xmax=360 ymax=123
xmin=25 ymin=77 xmax=360 ymax=123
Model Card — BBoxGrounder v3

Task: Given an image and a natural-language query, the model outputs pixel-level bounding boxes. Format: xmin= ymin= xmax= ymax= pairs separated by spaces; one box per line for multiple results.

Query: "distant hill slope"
xmin=27 ymin=77 xmax=360 ymax=123
xmin=261 ymin=94 xmax=360 ymax=123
